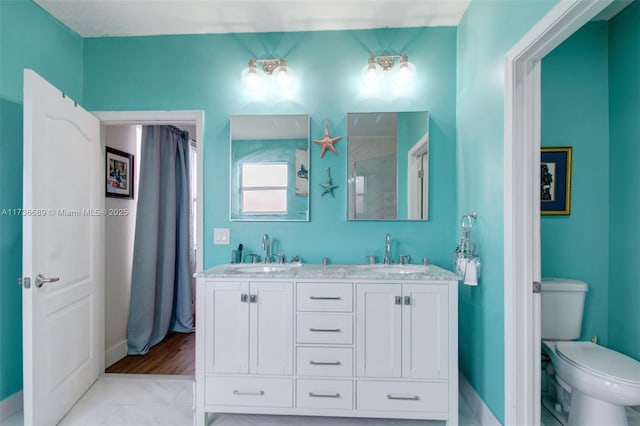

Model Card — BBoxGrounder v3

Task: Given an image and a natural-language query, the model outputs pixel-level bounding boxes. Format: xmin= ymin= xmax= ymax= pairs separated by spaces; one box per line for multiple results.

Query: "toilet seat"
xmin=556 ymin=341 xmax=640 ymax=386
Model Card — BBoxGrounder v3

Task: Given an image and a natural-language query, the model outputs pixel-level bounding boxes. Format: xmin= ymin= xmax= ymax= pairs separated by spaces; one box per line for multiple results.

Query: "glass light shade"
xmin=241 ymin=62 xmax=263 ymax=91
xmin=361 ymin=58 xmax=382 ymax=89
xmin=395 ymin=60 xmax=416 ymax=88
xmin=274 ymin=65 xmax=294 ymax=90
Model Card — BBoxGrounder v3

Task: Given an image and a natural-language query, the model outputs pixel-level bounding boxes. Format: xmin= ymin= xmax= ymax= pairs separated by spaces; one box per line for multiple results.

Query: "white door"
xmin=401 ymin=284 xmax=448 ymax=379
xmin=356 ymin=283 xmax=402 ymax=378
xmin=206 ymin=281 xmax=250 ymax=374
xmin=22 ymin=69 xmax=104 ymax=425
xmin=250 ymin=282 xmax=293 ymax=375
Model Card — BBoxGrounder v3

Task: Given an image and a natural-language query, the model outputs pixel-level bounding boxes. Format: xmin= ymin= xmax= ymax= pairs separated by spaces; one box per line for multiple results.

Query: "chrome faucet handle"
xmin=275 ymin=253 xmax=285 ymax=264
xmin=384 ymin=234 xmax=392 ymax=264
xmin=399 ymin=255 xmax=411 ymax=265
xmin=261 ymin=233 xmax=271 ymax=263
xmin=248 ymin=253 xmax=259 ymax=264
xmin=290 ymin=255 xmax=300 ymax=263
xmin=367 ymin=255 xmax=377 ymax=264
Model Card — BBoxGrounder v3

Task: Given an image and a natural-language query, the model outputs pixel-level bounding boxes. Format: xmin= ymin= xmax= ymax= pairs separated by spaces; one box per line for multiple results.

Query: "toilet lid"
xmin=556 ymin=341 xmax=640 ymax=385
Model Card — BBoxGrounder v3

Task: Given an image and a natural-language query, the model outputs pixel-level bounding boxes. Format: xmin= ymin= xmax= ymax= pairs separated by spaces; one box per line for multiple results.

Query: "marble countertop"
xmin=196 ymin=262 xmax=460 ymax=281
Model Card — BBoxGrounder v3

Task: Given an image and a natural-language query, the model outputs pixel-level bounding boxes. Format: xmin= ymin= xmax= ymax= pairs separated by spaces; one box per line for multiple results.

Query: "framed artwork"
xmin=106 ymin=146 xmax=134 ymax=199
xmin=541 ymin=146 xmax=572 ymax=215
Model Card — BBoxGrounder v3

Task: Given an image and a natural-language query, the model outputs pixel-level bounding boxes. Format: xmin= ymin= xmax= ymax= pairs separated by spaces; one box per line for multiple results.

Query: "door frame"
xmin=503 ymin=1 xmax=612 ymax=424
xmin=94 ymin=110 xmax=204 ymax=369
xmin=94 ymin=110 xmax=204 ymax=271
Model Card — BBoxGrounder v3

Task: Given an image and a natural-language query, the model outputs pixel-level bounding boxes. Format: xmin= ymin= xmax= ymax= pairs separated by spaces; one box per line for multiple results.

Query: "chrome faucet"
xmin=384 ymin=234 xmax=392 ymax=264
xmin=262 ymin=234 xmax=271 ymax=263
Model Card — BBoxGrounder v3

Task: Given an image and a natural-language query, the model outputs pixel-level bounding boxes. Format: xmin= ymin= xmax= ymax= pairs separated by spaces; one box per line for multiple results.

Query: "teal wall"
xmin=541 ymin=22 xmax=610 ymax=344
xmin=608 ymin=1 xmax=640 ymax=361
xmin=456 ymin=0 xmax=557 ymax=422
xmin=81 ymin=28 xmax=458 ymax=267
xmin=541 ymin=2 xmax=640 ymax=362
xmin=0 ymin=0 xmax=84 ymax=402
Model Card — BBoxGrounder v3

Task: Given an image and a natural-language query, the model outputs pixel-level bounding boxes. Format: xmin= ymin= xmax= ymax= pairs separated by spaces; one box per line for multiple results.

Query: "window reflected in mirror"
xmin=230 ymin=115 xmax=310 ymax=221
xmin=240 ymin=163 xmax=288 ymax=214
xmin=347 ymin=111 xmax=429 ymax=221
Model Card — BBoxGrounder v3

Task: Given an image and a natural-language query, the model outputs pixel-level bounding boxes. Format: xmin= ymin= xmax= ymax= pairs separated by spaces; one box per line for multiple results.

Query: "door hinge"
xmin=533 ymin=281 xmax=541 ymax=294
xmin=19 ymin=276 xmax=31 ymax=289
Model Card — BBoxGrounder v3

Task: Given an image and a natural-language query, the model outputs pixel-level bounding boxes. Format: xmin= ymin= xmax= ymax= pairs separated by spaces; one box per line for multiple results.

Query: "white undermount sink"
xmin=354 ymin=264 xmax=428 ymax=274
xmin=229 ymin=263 xmax=301 ymax=273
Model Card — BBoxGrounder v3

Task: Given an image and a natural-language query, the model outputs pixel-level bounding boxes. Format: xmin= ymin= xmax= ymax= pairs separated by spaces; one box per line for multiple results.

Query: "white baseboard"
xmin=105 ymin=339 xmax=128 ymax=369
xmin=0 ymin=391 xmax=23 ymax=421
xmin=460 ymin=374 xmax=501 ymax=426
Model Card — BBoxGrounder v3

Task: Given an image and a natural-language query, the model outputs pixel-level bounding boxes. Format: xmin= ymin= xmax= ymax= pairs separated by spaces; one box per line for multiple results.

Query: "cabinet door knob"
xmin=404 ymin=296 xmax=411 ymax=305
xmin=249 ymin=294 xmax=257 ymax=303
xmin=394 ymin=296 xmax=402 ymax=305
xmin=240 ymin=293 xmax=248 ymax=303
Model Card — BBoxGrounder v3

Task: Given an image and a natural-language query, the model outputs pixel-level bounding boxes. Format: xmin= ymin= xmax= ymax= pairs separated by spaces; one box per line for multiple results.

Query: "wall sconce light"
xmin=241 ymin=57 xmax=293 ymax=91
xmin=362 ymin=53 xmax=416 ymax=89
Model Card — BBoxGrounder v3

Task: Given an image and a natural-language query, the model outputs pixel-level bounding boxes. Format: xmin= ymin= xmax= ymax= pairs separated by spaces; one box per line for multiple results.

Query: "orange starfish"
xmin=313 ymin=119 xmax=341 ymax=158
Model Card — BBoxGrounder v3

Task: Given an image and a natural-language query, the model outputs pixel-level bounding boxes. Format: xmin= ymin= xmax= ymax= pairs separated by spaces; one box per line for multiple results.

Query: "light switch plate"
xmin=213 ymin=228 xmax=230 ymax=245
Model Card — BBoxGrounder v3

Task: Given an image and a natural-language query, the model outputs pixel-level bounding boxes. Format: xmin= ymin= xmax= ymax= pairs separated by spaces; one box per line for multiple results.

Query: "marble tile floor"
xmin=541 ymin=404 xmax=640 ymax=426
xmin=1 ymin=374 xmax=482 ymax=426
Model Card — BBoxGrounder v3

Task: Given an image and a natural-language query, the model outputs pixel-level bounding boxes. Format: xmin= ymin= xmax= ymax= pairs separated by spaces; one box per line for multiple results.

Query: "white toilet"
xmin=541 ymin=278 xmax=640 ymax=426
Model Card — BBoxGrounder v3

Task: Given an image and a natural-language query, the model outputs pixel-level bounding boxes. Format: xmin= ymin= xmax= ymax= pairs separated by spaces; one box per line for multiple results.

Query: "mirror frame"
xmin=346 ymin=111 xmax=430 ymax=221
xmin=229 ymin=114 xmax=310 ymax=222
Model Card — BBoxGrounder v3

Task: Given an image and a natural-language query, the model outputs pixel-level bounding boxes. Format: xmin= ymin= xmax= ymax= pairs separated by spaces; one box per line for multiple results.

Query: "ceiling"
xmin=33 ymin=0 xmax=471 ymax=38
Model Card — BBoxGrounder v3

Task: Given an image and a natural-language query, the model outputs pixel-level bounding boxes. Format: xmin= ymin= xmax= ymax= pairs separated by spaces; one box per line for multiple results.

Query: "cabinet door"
xmin=356 ymin=283 xmax=402 ymax=378
xmin=250 ymin=281 xmax=293 ymax=375
xmin=205 ymin=281 xmax=250 ymax=374
xmin=401 ymin=284 xmax=448 ymax=379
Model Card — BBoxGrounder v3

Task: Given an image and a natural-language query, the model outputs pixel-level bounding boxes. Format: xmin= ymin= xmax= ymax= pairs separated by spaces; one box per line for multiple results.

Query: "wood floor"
xmin=106 ymin=331 xmax=195 ymax=375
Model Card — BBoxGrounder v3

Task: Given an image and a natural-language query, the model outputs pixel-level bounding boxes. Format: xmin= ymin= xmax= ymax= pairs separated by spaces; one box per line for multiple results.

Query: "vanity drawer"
xmin=297 ymin=283 xmax=353 ymax=312
xmin=356 ymin=381 xmax=448 ymax=413
xmin=205 ymin=376 xmax=293 ymax=407
xmin=297 ymin=347 xmax=353 ymax=377
xmin=296 ymin=379 xmax=353 ymax=410
xmin=296 ymin=313 xmax=353 ymax=344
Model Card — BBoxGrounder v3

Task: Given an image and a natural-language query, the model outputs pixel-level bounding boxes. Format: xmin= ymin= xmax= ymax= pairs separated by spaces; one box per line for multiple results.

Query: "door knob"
xmin=34 ymin=274 xmax=60 ymax=288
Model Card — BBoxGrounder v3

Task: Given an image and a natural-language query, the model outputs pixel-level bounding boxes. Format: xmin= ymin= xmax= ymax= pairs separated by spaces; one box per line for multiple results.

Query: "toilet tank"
xmin=541 ymin=278 xmax=588 ymax=340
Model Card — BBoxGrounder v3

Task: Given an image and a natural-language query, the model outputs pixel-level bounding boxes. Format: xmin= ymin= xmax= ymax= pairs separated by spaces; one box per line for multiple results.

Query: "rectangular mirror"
xmin=347 ymin=111 xmax=429 ymax=221
xmin=230 ymin=114 xmax=310 ymax=221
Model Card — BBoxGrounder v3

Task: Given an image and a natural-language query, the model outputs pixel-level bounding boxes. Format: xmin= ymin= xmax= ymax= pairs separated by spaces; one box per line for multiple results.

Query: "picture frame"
xmin=106 ymin=146 xmax=134 ymax=199
xmin=541 ymin=146 xmax=572 ymax=215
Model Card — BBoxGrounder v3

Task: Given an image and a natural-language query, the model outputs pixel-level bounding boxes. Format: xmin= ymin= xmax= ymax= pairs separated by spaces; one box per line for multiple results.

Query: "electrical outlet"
xmin=213 ymin=228 xmax=230 ymax=245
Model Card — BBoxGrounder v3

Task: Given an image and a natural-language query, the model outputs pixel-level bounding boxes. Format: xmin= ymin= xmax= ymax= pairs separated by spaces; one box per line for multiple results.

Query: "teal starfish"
xmin=320 ymin=180 xmax=339 ymax=197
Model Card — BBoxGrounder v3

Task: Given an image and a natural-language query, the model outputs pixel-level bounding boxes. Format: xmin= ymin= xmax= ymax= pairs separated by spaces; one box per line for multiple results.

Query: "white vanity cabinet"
xmin=356 ymin=283 xmax=449 ymax=379
xmin=196 ymin=279 xmax=294 ymax=420
xmin=203 ymin=280 xmax=293 ymax=375
xmin=355 ymin=282 xmax=452 ymax=418
xmin=195 ymin=265 xmax=458 ymax=426
xmin=295 ymin=282 xmax=355 ymax=412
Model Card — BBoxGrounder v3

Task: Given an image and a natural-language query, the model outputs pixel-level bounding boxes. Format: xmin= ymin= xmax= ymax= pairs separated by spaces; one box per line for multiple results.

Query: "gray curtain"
xmin=127 ymin=125 xmax=194 ymax=355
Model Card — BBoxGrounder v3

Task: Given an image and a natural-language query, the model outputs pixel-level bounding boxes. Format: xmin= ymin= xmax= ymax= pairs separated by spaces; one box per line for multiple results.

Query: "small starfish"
xmin=313 ymin=119 xmax=341 ymax=158
xmin=320 ymin=181 xmax=339 ymax=197
xmin=320 ymin=167 xmax=339 ymax=197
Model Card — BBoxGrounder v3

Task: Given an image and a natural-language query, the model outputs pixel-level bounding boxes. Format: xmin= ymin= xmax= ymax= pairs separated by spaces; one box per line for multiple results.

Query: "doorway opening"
xmin=95 ymin=111 xmax=204 ymax=377
xmin=503 ymin=1 xmax=613 ymax=425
